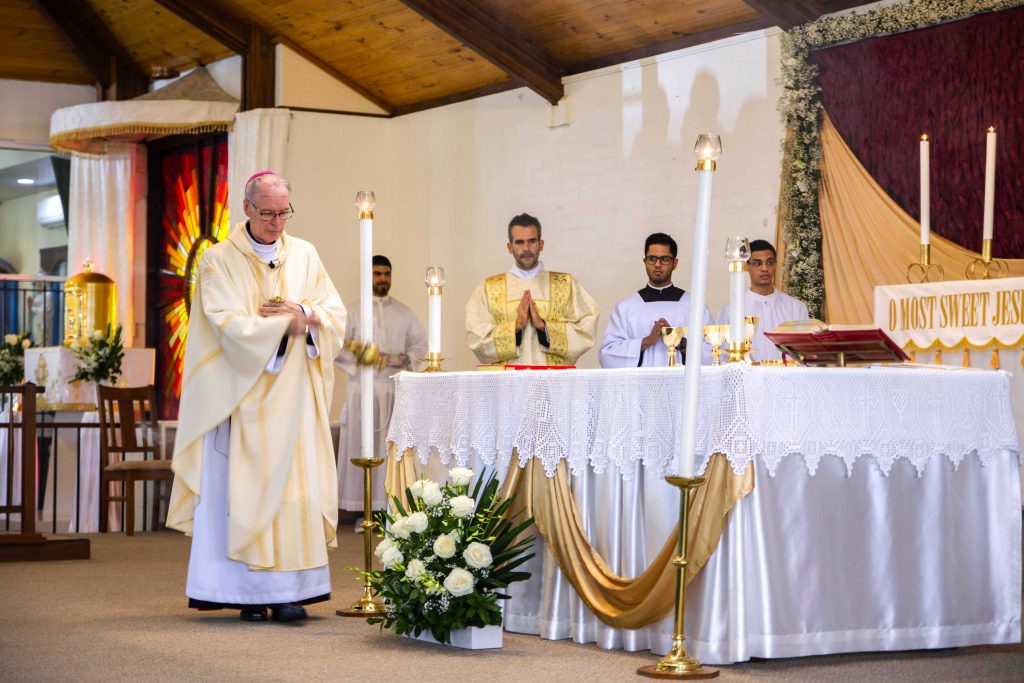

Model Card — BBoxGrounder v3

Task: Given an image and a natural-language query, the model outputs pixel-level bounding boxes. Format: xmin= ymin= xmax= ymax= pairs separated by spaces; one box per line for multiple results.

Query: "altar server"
xmin=716 ymin=239 xmax=809 ymax=362
xmin=167 ymin=171 xmax=347 ymax=623
xmin=466 ymin=213 xmax=599 ymax=366
xmin=600 ymin=232 xmax=712 ymax=368
xmin=336 ymin=255 xmax=426 ymax=529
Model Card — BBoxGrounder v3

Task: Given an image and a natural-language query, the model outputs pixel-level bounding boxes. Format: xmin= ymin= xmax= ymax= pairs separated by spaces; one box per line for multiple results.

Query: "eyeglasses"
xmin=644 ymin=255 xmax=674 ymax=265
xmin=748 ymin=258 xmax=776 ymax=268
xmin=248 ymin=201 xmax=295 ymax=221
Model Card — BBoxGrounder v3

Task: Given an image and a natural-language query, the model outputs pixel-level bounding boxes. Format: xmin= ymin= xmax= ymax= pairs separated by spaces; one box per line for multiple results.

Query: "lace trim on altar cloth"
xmin=387 ymin=365 xmax=1021 ymax=479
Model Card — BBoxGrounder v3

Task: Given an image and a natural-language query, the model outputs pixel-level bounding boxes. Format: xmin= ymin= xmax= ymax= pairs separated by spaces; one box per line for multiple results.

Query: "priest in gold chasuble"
xmin=466 ymin=213 xmax=599 ymax=366
xmin=167 ymin=172 xmax=347 ymax=623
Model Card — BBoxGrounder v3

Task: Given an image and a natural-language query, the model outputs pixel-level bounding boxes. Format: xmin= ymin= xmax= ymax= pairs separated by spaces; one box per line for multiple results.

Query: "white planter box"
xmin=408 ymin=624 xmax=503 ymax=650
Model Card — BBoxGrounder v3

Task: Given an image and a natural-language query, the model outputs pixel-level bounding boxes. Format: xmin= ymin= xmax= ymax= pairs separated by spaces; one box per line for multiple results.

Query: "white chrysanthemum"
xmin=443 ymin=567 xmax=475 ymax=597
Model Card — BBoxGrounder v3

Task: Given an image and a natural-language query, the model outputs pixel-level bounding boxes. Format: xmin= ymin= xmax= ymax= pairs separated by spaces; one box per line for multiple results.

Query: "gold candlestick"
xmin=966 ymin=238 xmax=1008 ymax=280
xmin=423 ymin=351 xmax=444 ymax=372
xmin=907 ymin=243 xmax=944 ymax=283
xmin=337 ymin=456 xmax=387 ymax=617
xmin=725 ymin=316 xmax=757 ymax=364
xmin=638 ymin=475 xmax=718 ymax=679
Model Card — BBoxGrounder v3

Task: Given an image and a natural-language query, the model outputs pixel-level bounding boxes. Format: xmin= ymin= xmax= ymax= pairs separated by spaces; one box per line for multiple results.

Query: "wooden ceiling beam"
xmin=741 ymin=1 xmax=821 ymax=30
xmin=399 ymin=0 xmax=563 ymax=104
xmin=149 ymin=0 xmax=248 ymax=55
xmin=565 ymin=18 xmax=776 ymax=76
xmin=31 ymin=0 xmax=148 ymax=99
xmin=390 ymin=79 xmax=522 ymax=117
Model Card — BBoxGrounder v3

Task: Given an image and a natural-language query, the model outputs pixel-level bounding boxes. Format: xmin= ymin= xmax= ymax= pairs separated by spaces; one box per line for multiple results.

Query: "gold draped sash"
xmin=385 ymin=446 xmax=753 ymax=628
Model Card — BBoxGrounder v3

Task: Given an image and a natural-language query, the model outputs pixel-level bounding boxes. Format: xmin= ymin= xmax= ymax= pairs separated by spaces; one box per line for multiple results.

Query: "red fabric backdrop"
xmin=810 ymin=6 xmax=1024 ymax=258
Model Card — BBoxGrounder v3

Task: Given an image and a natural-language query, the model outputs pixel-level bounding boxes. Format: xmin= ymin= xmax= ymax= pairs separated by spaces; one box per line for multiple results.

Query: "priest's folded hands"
xmin=259 ymin=298 xmax=320 ymax=335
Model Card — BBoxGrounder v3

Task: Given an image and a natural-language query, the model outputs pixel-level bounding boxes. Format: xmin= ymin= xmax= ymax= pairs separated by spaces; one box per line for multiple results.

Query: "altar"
xmin=385 ymin=364 xmax=1021 ymax=664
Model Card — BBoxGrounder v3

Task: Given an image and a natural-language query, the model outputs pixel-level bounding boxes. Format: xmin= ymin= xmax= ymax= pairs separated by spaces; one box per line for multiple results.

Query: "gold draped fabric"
xmin=385 ymin=447 xmax=753 ymax=628
xmin=818 ymin=113 xmax=1024 ymax=324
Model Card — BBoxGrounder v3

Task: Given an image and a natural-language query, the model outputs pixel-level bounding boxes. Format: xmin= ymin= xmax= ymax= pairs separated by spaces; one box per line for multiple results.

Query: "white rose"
xmin=449 ymin=467 xmax=474 ymax=486
xmin=405 ymin=558 xmax=426 ymax=581
xmin=390 ymin=516 xmax=411 ymax=539
xmin=408 ymin=479 xmax=427 ymax=499
xmin=433 ymin=533 xmax=456 ymax=559
xmin=420 ymin=481 xmax=443 ymax=507
xmin=20 ymin=339 xmax=30 ymax=349
xmin=463 ymin=542 xmax=493 ymax=569
xmin=381 ymin=545 xmax=404 ymax=569
xmin=4 ymin=334 xmax=16 ymax=346
xmin=449 ymin=495 xmax=476 ymax=519
xmin=374 ymin=536 xmax=394 ymax=559
xmin=443 ymin=567 xmax=475 ymax=597
xmin=406 ymin=511 xmax=428 ymax=534
xmin=89 ymin=329 xmax=103 ymax=341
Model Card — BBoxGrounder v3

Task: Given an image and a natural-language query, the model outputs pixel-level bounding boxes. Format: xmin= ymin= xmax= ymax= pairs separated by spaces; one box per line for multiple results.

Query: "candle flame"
xmin=988 ymin=126 xmax=995 ymax=133
xmin=920 ymin=134 xmax=928 ymax=141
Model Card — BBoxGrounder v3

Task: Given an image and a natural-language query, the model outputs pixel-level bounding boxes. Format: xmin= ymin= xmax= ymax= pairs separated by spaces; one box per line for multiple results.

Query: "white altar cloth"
xmin=386 ymin=365 xmax=1022 ymax=663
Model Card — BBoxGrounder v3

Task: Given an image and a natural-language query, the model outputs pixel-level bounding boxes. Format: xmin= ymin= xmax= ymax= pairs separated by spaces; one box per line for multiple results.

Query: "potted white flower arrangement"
xmin=366 ymin=467 xmax=534 ymax=648
xmin=0 ymin=332 xmax=31 ymax=386
xmin=70 ymin=324 xmax=124 ymax=385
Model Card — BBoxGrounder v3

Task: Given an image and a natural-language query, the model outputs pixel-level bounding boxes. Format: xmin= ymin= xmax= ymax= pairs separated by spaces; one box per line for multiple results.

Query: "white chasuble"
xmin=466 ymin=267 xmax=599 ymax=366
xmin=167 ymin=224 xmax=346 ymax=573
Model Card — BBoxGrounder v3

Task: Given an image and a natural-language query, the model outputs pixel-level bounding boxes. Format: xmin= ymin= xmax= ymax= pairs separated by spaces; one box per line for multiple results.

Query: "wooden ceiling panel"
xmin=471 ymin=0 xmax=762 ymax=67
xmin=215 ymin=0 xmax=511 ymax=107
xmin=0 ymin=0 xmax=93 ymax=83
xmin=89 ymin=0 xmax=234 ymax=73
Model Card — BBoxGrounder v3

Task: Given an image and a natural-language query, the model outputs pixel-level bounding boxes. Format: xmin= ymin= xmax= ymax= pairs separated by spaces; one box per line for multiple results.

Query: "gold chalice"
xmin=703 ymin=325 xmax=729 ymax=366
xmin=661 ymin=326 xmax=685 ymax=367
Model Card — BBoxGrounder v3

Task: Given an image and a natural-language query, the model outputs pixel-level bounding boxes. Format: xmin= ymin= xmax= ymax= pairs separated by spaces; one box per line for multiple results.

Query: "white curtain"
xmin=228 ymin=108 xmax=291 ymax=225
xmin=67 ymin=142 xmax=146 ymax=348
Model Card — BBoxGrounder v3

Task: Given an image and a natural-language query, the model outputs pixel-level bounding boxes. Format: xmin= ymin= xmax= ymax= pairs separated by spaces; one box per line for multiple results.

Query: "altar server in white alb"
xmin=167 ymin=171 xmax=347 ymax=624
xmin=466 ymin=213 xmax=599 ymax=366
xmin=600 ymin=232 xmax=712 ymax=367
xmin=336 ymin=255 xmax=426 ymax=528
xmin=715 ymin=239 xmax=809 ymax=362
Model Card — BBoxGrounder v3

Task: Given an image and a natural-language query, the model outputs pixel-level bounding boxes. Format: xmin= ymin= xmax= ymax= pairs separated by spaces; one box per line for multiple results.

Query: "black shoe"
xmin=240 ymin=606 xmax=268 ymax=622
xmin=270 ymin=603 xmax=307 ymax=622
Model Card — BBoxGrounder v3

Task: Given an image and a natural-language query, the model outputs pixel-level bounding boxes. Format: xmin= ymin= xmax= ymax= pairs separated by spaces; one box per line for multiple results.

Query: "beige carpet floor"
xmin=0 ymin=529 xmax=1021 ymax=682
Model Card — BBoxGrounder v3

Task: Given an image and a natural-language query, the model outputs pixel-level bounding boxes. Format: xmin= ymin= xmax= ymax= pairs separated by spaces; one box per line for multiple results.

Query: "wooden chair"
xmin=97 ymin=385 xmax=174 ymax=536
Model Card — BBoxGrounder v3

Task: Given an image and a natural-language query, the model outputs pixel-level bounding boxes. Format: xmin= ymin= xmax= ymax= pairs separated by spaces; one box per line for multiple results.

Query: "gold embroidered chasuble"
xmin=466 ymin=269 xmax=599 ymax=365
xmin=167 ymin=224 xmax=347 ymax=572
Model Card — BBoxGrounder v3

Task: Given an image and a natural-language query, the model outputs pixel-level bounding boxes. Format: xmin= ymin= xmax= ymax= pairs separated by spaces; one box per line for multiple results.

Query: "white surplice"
xmin=336 ymin=295 xmax=426 ymax=510
xmin=716 ymin=289 xmax=809 ymax=362
xmin=600 ymin=285 xmax=712 ymax=368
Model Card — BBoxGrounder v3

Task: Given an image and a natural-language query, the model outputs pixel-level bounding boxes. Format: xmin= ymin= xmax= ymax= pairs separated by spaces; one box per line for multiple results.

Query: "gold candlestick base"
xmin=638 ymin=474 xmax=718 ymax=680
xmin=724 ymin=340 xmax=752 ymax=364
xmin=337 ymin=456 xmax=388 ymax=618
xmin=907 ymin=244 xmax=944 ymax=283
xmin=966 ymin=239 xmax=1008 ymax=280
xmin=422 ymin=352 xmax=444 ymax=373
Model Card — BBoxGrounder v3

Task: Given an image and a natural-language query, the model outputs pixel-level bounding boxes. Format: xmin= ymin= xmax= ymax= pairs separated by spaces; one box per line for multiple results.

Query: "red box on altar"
xmin=475 ymin=364 xmax=576 ymax=371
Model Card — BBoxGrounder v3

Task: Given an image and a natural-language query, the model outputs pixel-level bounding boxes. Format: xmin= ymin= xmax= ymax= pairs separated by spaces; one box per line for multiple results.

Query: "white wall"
xmin=0 ymin=79 xmax=95 ymax=147
xmin=285 ymin=28 xmax=786 ymax=372
xmin=0 ymin=190 xmax=66 ymax=274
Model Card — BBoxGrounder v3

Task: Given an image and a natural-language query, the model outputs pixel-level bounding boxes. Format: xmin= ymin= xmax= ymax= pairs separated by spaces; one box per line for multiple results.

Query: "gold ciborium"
xmin=703 ymin=325 xmax=729 ymax=366
xmin=661 ymin=327 xmax=686 ymax=367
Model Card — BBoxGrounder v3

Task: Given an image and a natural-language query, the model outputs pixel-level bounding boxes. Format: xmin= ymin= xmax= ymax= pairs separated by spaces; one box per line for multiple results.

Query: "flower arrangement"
xmin=70 ymin=324 xmax=124 ymax=384
xmin=777 ymin=0 xmax=1023 ymax=319
xmin=366 ymin=467 xmax=535 ymax=645
xmin=0 ymin=332 xmax=32 ymax=386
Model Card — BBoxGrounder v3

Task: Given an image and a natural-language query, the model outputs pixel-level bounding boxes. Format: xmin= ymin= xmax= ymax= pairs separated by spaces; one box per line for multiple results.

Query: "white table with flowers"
xmin=385 ymin=363 xmax=1021 ymax=664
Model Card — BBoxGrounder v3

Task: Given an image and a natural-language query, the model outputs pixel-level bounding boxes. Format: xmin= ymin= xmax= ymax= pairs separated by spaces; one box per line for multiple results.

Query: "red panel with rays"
xmin=152 ymin=139 xmax=229 ymax=420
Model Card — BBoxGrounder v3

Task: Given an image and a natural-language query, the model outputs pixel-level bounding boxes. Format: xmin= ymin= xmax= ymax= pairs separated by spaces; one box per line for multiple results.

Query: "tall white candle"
xmin=428 ymin=291 xmax=441 ymax=353
xmin=359 ymin=214 xmax=373 ymax=458
xmin=919 ymin=134 xmax=930 ymax=245
xmin=728 ymin=267 xmax=745 ymax=346
xmin=680 ymin=165 xmax=715 ymax=478
xmin=983 ymin=126 xmax=997 ymax=241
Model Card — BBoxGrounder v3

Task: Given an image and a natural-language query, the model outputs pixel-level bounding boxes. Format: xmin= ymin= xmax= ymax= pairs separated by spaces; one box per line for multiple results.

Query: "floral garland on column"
xmin=778 ymin=0 xmax=1024 ymax=319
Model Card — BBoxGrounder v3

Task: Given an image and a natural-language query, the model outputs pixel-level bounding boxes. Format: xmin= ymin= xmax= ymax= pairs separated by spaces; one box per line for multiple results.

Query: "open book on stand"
xmin=763 ymin=320 xmax=910 ymax=367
